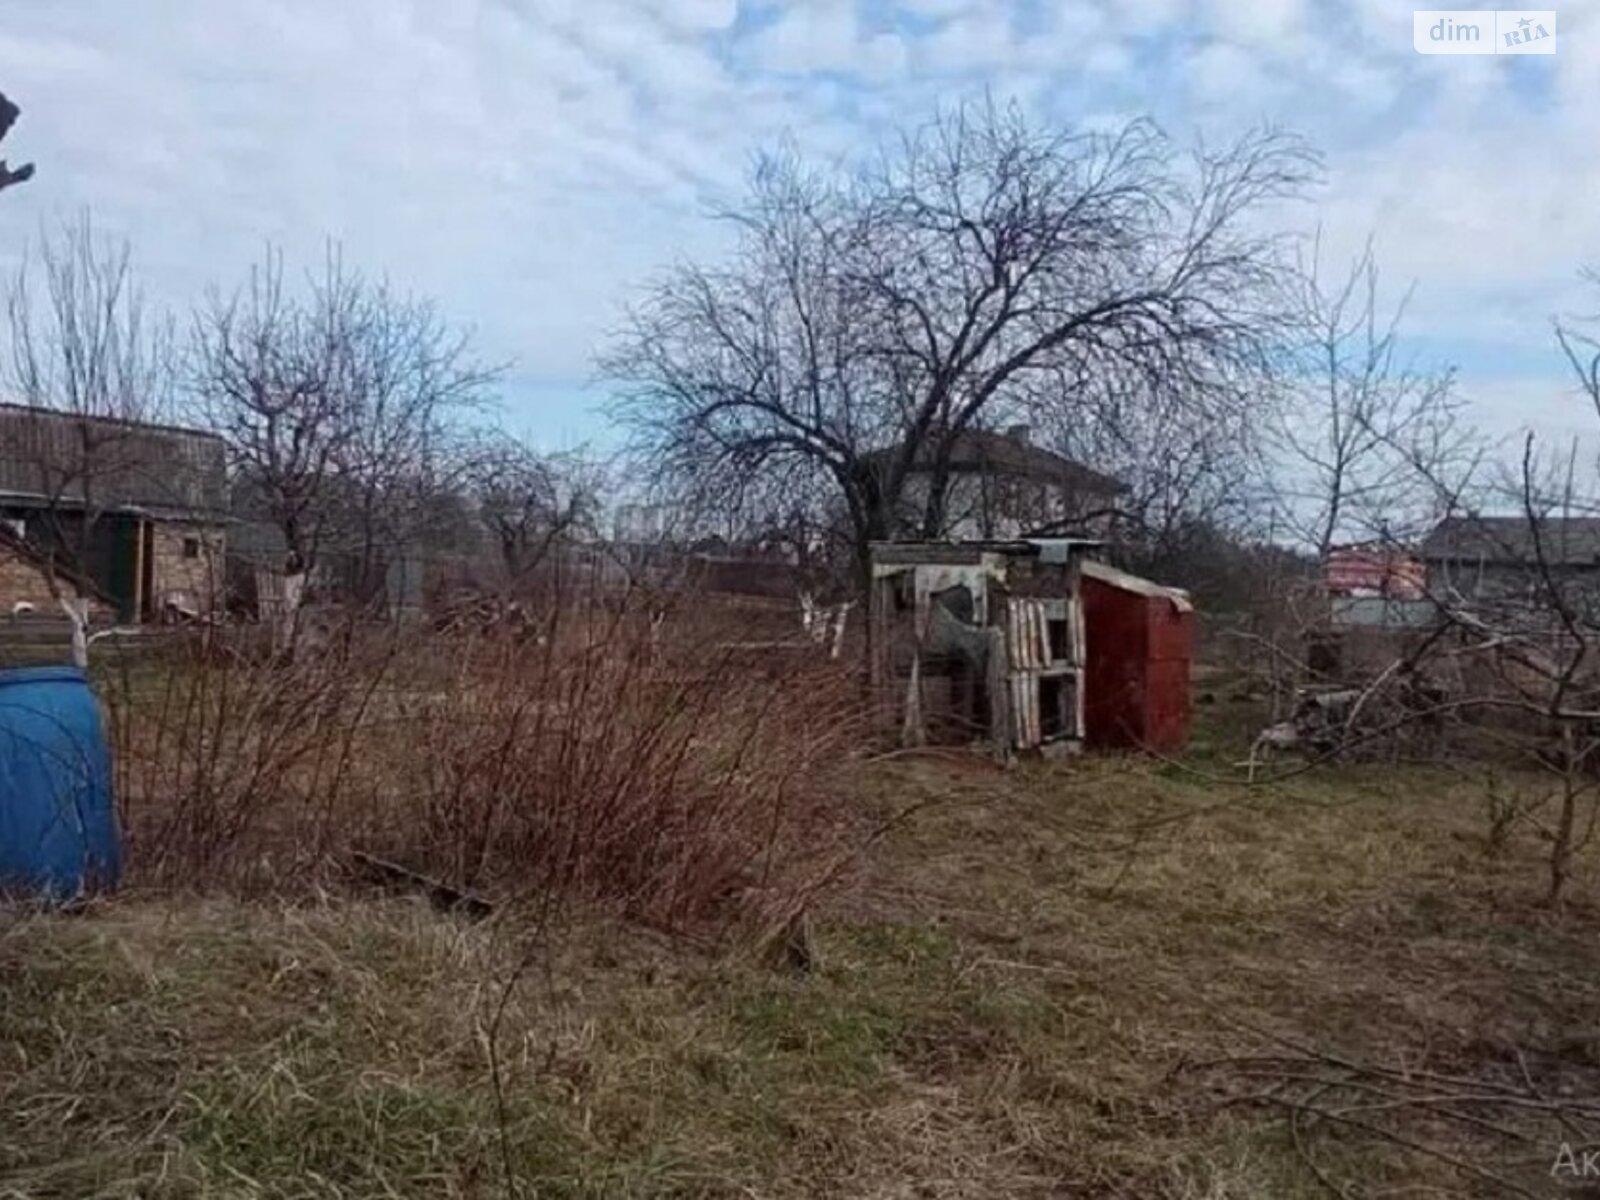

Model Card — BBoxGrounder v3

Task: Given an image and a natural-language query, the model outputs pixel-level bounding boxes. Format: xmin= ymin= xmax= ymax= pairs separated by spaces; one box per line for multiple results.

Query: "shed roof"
xmin=1081 ymin=559 xmax=1193 ymax=612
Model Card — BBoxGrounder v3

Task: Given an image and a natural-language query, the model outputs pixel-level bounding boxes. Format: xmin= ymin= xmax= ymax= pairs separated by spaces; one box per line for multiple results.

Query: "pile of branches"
xmin=1184 ymin=1028 xmax=1600 ymax=1196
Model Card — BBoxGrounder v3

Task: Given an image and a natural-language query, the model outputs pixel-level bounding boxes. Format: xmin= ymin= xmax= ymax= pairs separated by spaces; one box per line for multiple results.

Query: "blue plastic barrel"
xmin=0 ymin=666 xmax=120 ymax=899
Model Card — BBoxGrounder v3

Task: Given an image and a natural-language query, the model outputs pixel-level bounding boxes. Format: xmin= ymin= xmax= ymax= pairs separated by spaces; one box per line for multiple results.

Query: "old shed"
xmin=869 ymin=539 xmax=1098 ymax=756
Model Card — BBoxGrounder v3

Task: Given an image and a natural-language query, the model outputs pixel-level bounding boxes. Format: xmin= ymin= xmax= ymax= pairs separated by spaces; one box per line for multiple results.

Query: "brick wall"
xmin=0 ymin=549 xmax=106 ymax=618
xmin=0 ymin=550 xmax=61 ymax=613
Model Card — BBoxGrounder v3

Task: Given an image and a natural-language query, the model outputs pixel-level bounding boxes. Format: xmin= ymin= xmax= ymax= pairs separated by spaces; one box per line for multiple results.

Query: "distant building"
xmin=223 ymin=517 xmax=427 ymax=622
xmin=1323 ymin=544 xmax=1431 ymax=629
xmin=861 ymin=425 xmax=1127 ymax=542
xmin=1324 ymin=545 xmax=1426 ymax=599
xmin=612 ymin=503 xmax=672 ymax=545
xmin=1419 ymin=515 xmax=1600 ymax=606
xmin=0 ymin=403 xmax=226 ymax=621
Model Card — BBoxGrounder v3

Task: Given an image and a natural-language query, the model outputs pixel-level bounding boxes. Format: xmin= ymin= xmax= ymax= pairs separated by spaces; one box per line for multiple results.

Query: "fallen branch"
xmin=350 ymin=850 xmax=495 ymax=920
xmin=1184 ymin=1021 xmax=1600 ymax=1197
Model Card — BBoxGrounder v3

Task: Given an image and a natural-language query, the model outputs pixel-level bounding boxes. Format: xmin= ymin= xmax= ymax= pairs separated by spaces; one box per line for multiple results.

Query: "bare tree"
xmin=0 ymin=218 xmax=177 ymax=663
xmin=606 ymin=102 xmax=1316 ymax=586
xmin=190 ymin=249 xmax=354 ymax=585
xmin=1288 ymin=273 xmax=1600 ymax=905
xmin=327 ymin=277 xmax=496 ymax=605
xmin=1470 ymin=288 xmax=1600 ymax=904
xmin=191 ymin=247 xmax=494 ymax=635
xmin=461 ymin=432 xmax=598 ymax=587
xmin=1031 ymin=362 xmax=1268 ymax=570
xmin=1270 ymin=237 xmax=1479 ymax=559
xmin=0 ymin=92 xmax=36 ymax=196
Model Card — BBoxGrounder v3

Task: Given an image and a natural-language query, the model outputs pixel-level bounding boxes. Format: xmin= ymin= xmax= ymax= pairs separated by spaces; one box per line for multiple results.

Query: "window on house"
xmin=182 ymin=536 xmax=202 ymax=559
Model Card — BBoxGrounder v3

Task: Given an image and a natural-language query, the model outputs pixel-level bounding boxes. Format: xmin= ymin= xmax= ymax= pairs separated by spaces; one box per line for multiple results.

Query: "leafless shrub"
xmin=104 ymin=580 xmax=867 ymax=931
xmin=1189 ymin=1023 xmax=1600 ymax=1198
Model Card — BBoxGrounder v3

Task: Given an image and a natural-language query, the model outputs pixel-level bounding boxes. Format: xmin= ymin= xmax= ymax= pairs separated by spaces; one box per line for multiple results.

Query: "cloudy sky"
xmin=1 ymin=0 xmax=1597 ymax=448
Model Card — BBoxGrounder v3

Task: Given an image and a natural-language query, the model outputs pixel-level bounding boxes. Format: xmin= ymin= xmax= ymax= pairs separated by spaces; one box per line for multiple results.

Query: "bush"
xmin=102 ymin=584 xmax=867 ymax=930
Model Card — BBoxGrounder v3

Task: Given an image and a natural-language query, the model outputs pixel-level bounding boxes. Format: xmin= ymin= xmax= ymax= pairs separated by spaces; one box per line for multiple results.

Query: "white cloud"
xmin=0 ymin=0 xmax=1591 ymax=442
xmin=745 ymin=1 xmax=908 ymax=78
xmin=644 ymin=0 xmax=740 ymax=32
xmin=1109 ymin=0 xmax=1190 ymax=35
xmin=920 ymin=8 xmax=1014 ymax=72
xmin=1206 ymin=0 xmax=1305 ymax=49
xmin=1187 ymin=40 xmax=1269 ymax=104
xmin=894 ymin=0 xmax=979 ymax=18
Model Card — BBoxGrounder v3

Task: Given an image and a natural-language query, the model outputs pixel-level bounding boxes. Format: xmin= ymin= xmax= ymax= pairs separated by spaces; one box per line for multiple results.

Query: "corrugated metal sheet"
xmin=1081 ymin=558 xmax=1193 ymax=611
xmin=1006 ymin=597 xmax=1086 ymax=749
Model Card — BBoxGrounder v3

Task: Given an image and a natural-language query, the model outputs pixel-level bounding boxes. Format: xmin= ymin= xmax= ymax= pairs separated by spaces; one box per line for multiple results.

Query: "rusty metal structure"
xmin=869 ymin=539 xmax=1099 ymax=756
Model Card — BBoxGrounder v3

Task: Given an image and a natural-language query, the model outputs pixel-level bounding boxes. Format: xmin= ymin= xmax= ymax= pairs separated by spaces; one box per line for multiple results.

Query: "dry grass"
xmin=96 ymin=593 xmax=866 ymax=928
xmin=5 ymin=700 xmax=1600 ymax=1197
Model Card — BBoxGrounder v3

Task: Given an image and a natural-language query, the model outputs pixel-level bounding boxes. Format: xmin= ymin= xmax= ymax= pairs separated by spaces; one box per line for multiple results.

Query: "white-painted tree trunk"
xmin=274 ymin=572 xmax=307 ymax=657
xmin=901 ymin=651 xmax=925 ymax=747
xmin=59 ymin=594 xmax=91 ymax=669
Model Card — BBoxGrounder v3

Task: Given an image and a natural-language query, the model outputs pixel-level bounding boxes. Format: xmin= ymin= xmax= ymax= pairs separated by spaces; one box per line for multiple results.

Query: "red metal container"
xmin=1082 ymin=562 xmax=1194 ymax=751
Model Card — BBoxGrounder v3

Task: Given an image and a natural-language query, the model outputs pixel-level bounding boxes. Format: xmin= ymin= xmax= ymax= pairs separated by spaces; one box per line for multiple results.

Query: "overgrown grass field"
xmin=6 ymin=690 xmax=1599 ymax=1197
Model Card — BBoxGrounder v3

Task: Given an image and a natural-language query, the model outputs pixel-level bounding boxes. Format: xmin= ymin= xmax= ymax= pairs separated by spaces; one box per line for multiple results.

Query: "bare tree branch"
xmin=605 ymin=102 xmax=1316 ymax=585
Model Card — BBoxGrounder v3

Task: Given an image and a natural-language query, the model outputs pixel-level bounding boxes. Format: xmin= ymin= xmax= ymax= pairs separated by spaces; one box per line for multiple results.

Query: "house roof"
xmin=1419 ymin=515 xmax=1600 ymax=565
xmin=0 ymin=403 xmax=226 ymax=517
xmin=864 ymin=430 xmax=1127 ymax=494
xmin=0 ymin=401 xmax=223 ymax=445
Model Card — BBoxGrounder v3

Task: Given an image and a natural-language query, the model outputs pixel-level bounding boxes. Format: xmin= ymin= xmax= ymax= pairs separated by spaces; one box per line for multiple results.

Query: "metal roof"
xmin=1419 ymin=515 xmax=1600 ymax=565
xmin=1081 ymin=559 xmax=1193 ymax=612
xmin=0 ymin=404 xmax=226 ymax=517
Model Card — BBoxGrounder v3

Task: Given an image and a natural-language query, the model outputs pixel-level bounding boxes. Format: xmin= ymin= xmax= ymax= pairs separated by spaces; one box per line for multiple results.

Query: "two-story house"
xmin=864 ymin=425 xmax=1127 ymax=542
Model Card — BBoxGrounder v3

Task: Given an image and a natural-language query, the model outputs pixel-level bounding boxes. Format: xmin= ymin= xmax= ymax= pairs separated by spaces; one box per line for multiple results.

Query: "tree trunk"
xmin=59 ymin=594 xmax=90 ymax=669
xmin=276 ymin=572 xmax=307 ymax=658
xmin=1547 ymin=724 xmax=1579 ymax=907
